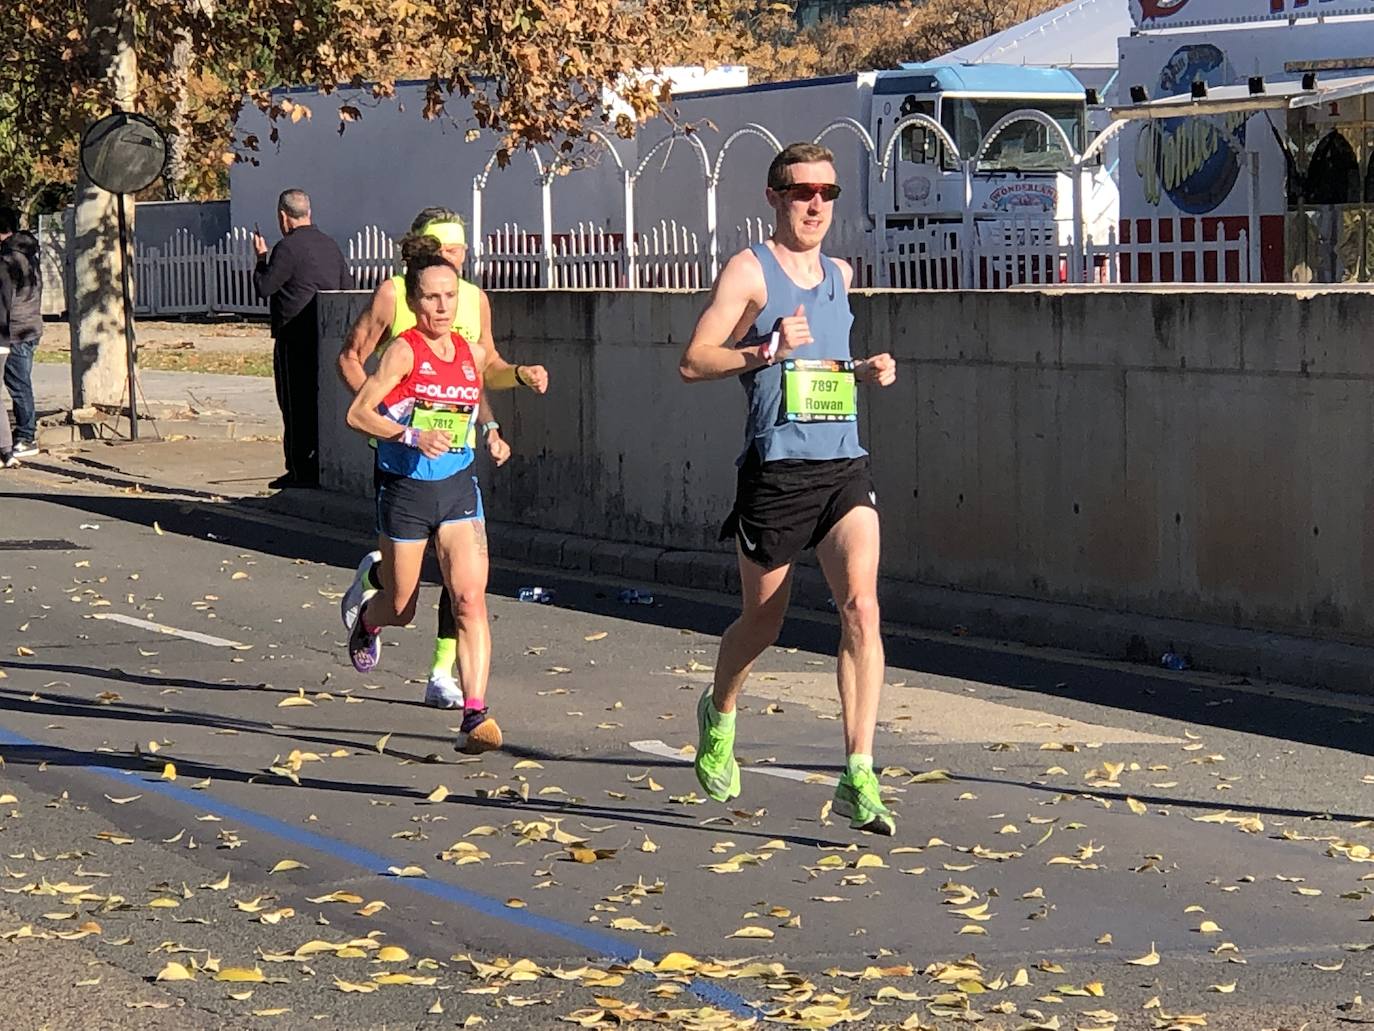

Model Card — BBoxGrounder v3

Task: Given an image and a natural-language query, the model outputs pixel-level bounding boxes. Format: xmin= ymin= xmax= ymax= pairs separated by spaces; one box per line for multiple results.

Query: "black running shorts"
xmin=375 ymin=469 xmax=484 ymax=542
xmin=719 ymin=450 xmax=877 ymax=571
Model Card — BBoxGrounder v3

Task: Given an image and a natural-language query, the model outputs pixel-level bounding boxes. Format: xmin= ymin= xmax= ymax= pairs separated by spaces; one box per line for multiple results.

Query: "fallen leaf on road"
xmin=215 ymin=967 xmax=265 ymax=983
xmin=375 ymin=946 xmax=409 ymax=962
xmin=105 ymin=795 xmax=141 ymax=805
xmin=375 ymin=733 xmax=392 ymax=754
xmin=425 ymin=785 xmax=450 ymax=803
xmin=153 ymin=522 xmax=164 ymax=535
xmin=584 ymin=632 xmax=608 ymax=642
xmin=1127 ymin=943 xmax=1161 ymax=966
xmin=388 ymin=865 xmax=426 ymax=878
xmin=269 ymin=859 xmax=307 ymax=874
xmin=156 ymin=961 xmax=195 ymax=981
xmin=1209 ymin=982 xmax=1236 ymax=993
xmin=727 ymin=926 xmax=774 ymax=939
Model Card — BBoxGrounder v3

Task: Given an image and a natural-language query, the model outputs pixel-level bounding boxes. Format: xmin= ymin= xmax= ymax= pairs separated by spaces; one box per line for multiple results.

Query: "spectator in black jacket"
xmin=0 ymin=206 xmax=41 ymax=463
xmin=252 ymin=189 xmax=352 ymax=488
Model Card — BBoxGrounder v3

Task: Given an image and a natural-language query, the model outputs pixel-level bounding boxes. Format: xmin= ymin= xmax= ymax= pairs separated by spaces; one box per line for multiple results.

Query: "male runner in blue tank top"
xmin=679 ymin=142 xmax=899 ymax=835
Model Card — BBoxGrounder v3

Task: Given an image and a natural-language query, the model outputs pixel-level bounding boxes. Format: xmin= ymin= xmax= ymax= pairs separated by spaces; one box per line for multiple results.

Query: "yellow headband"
xmin=423 ymin=220 xmax=466 ymax=247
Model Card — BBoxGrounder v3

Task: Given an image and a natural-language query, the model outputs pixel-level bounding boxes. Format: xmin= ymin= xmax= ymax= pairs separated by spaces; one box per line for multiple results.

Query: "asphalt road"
xmin=2 ymin=464 xmax=1374 ymax=1030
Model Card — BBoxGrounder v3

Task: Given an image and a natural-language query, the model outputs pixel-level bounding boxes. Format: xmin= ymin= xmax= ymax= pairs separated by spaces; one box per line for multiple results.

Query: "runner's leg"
xmin=348 ymin=535 xmax=424 ymax=673
xmin=711 ymin=549 xmax=793 ymax=713
xmin=815 ymin=504 xmax=893 ymax=834
xmin=695 ymin=547 xmax=793 ymax=802
xmin=435 ymin=518 xmax=500 ymax=752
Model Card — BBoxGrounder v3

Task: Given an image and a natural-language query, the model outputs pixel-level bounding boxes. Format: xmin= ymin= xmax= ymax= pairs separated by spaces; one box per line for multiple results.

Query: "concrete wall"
xmin=317 ymin=286 xmax=1374 ymax=644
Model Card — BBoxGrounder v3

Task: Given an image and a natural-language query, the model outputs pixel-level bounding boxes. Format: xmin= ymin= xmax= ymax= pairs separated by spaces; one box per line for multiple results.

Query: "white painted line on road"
xmin=630 ymin=738 xmax=840 ymax=788
xmin=90 ymin=612 xmax=244 ymax=649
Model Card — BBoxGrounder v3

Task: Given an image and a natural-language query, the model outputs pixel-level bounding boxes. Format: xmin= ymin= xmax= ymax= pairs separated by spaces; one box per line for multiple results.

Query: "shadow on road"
xmin=13 ymin=487 xmax=1374 ymax=766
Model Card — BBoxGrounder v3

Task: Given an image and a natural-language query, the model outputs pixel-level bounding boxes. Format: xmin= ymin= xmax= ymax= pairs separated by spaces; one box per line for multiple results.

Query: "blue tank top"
xmin=737 ymin=243 xmax=865 ymax=465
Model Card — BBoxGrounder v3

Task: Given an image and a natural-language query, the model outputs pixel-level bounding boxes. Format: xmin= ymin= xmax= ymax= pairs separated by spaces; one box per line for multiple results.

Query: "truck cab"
xmin=868 ymin=64 xmax=1117 ymax=244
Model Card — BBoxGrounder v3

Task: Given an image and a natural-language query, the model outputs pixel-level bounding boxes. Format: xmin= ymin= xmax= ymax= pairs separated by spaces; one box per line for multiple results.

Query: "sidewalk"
xmin=31 ymin=362 xmax=281 ymax=446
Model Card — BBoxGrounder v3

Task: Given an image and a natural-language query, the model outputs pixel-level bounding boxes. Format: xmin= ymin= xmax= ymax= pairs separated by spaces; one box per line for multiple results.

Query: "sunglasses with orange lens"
xmin=776 ymin=182 xmax=842 ymax=202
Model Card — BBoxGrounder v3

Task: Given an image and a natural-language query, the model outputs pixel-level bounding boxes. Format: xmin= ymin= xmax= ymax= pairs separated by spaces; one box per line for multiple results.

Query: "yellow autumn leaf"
xmin=425 ymin=785 xmax=450 ymax=803
xmin=584 ymin=631 xmax=609 ymax=642
xmin=215 ymin=967 xmax=266 ymax=983
xmin=153 ymin=521 xmax=164 ymax=535
xmin=278 ymin=693 xmax=315 ymax=708
xmin=908 ymin=769 xmax=952 ymax=784
xmin=726 ymin=926 xmax=775 ymax=939
xmin=160 ymin=762 xmax=177 ymax=781
xmin=356 ymin=900 xmax=387 ymax=917
xmin=333 ymin=978 xmax=378 ymax=993
xmin=269 ymin=859 xmax=308 ymax=874
xmin=512 ymin=760 xmax=543 ymax=770
xmin=1127 ymin=943 xmax=1161 ymax=966
xmin=375 ymin=946 xmax=409 ymax=962
xmin=1198 ymin=920 xmax=1222 ymax=933
xmin=1209 ymin=982 xmax=1237 ymax=993
xmin=640 ymin=836 xmax=658 ymax=853
xmin=155 ymin=961 xmax=195 ymax=981
xmin=388 ymin=865 xmax=426 ymax=878
xmin=375 ymin=733 xmax=392 ymax=754
xmin=1126 ymin=797 xmax=1148 ymax=815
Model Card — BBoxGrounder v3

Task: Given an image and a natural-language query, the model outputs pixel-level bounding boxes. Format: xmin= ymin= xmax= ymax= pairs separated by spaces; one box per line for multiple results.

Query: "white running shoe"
xmin=340 ymin=550 xmax=381 ymax=632
xmin=424 ymin=672 xmax=463 ymax=709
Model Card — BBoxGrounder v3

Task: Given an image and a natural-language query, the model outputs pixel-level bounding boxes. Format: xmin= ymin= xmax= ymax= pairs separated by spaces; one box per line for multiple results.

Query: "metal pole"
xmin=623 ymin=170 xmax=637 ymax=288
xmin=470 ymin=179 xmax=484 ymax=282
xmin=961 ymin=159 xmax=975 ymax=289
xmin=116 ymin=191 xmax=139 ymax=440
xmin=706 ymin=180 xmax=720 ymax=283
xmin=541 ymin=178 xmax=554 ymax=288
xmin=1246 ymin=150 xmax=1261 ymax=283
xmin=1070 ymin=159 xmax=1085 ymax=284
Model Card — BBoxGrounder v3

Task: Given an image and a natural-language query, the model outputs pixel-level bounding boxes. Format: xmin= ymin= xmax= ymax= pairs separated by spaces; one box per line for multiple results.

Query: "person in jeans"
xmin=0 ymin=207 xmax=41 ymax=459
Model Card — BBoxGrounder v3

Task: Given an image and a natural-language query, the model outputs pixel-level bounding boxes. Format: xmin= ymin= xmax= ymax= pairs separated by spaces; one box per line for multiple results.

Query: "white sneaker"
xmin=424 ymin=672 xmax=463 ymax=709
xmin=340 ymin=550 xmax=381 ymax=632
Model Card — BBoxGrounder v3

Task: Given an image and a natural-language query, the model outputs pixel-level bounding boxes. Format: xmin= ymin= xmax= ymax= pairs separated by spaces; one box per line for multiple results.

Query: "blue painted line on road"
xmin=0 ymin=721 xmax=757 ymax=1017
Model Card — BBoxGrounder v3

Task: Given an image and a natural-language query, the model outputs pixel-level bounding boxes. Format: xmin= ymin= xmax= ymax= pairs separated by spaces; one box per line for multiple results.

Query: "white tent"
xmin=934 ymin=0 xmax=1129 ymax=93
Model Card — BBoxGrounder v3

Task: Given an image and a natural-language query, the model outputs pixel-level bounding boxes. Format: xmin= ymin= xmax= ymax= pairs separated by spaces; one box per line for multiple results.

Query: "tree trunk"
xmin=165 ymin=0 xmax=216 ymax=200
xmin=69 ymin=0 xmax=137 ymax=414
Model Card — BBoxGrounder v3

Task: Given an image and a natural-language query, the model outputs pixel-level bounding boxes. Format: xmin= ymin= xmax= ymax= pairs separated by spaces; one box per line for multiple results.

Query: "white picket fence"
xmin=122 ymin=214 xmax=1253 ymax=317
xmin=881 ymin=216 xmax=1251 ymax=289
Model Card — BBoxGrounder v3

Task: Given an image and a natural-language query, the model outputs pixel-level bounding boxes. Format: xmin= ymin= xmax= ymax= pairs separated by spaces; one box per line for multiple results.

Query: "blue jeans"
xmin=3 ymin=338 xmax=36 ymax=444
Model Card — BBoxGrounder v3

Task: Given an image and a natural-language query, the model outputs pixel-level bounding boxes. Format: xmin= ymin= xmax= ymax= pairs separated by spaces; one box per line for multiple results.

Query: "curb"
xmin=23 ymin=455 xmax=1374 ymax=696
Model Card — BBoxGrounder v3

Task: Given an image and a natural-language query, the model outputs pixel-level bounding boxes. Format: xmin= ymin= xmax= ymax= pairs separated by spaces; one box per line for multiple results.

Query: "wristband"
xmin=481 ymin=421 xmax=501 ymax=436
xmin=514 ymin=365 xmax=532 ymax=388
xmin=401 ymin=426 xmax=421 ymax=449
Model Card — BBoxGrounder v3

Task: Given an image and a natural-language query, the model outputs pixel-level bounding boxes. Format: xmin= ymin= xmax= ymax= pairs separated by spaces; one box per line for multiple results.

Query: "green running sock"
xmin=846 ymin=753 xmax=874 ymax=779
xmin=431 ymin=637 xmax=457 ymax=678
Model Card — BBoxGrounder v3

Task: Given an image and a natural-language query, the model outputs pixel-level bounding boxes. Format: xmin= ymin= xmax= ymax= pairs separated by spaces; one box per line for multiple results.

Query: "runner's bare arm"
xmin=478 ymin=289 xmax=549 ymax=393
xmin=679 ymin=251 xmax=770 ymax=383
xmin=346 ymin=341 xmax=420 ymax=443
xmin=338 ymin=280 xmax=397 ymax=392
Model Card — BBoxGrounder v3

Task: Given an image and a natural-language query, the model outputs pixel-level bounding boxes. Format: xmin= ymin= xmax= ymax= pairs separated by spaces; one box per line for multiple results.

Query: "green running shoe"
xmin=833 ymin=766 xmax=896 ymax=835
xmin=695 ymin=690 xmax=740 ymax=803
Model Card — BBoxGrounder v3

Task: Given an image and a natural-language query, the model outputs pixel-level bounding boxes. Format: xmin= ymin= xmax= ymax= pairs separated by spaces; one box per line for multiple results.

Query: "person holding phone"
xmin=343 ymin=237 xmax=501 ymax=755
xmin=678 ymin=142 xmax=899 ymax=835
xmin=252 ymin=189 xmax=352 ymax=488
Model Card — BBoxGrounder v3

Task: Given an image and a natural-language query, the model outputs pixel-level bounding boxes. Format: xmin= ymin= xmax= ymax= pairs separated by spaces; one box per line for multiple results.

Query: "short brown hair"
xmin=767 ymin=142 xmax=835 ymax=190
